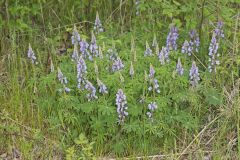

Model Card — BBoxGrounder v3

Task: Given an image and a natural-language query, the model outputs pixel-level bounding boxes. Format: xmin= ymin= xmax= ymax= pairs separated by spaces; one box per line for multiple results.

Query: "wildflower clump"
xmin=166 ymin=26 xmax=179 ymax=51
xmin=116 ymin=89 xmax=128 ymax=125
xmin=189 ymin=61 xmax=200 ymax=87
xmin=94 ymin=12 xmax=104 ymax=34
xmin=77 ymin=56 xmax=87 ymax=89
xmin=208 ymin=21 xmax=224 ymax=73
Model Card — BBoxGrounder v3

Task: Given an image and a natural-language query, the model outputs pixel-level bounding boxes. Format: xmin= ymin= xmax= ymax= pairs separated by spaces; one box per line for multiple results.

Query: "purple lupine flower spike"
xmin=112 ymin=57 xmax=124 ymax=72
xmin=71 ymin=25 xmax=81 ymax=45
xmin=149 ymin=64 xmax=155 ymax=79
xmin=181 ymin=40 xmax=193 ymax=56
xmin=107 ymin=45 xmax=118 ymax=61
xmin=89 ymin=32 xmax=99 ymax=57
xmin=208 ymin=22 xmax=224 ymax=73
xmin=85 ymin=80 xmax=98 ymax=101
xmin=80 ymin=40 xmax=91 ymax=60
xmin=189 ymin=30 xmax=200 ymax=53
xmin=148 ymin=64 xmax=160 ymax=93
xmin=214 ymin=21 xmax=224 ymax=39
xmin=116 ymin=89 xmax=128 ymax=125
xmin=129 ymin=61 xmax=134 ymax=78
xmin=144 ymin=41 xmax=153 ymax=57
xmin=97 ymin=78 xmax=108 ymax=94
xmin=94 ymin=12 xmax=104 ymax=34
xmin=146 ymin=102 xmax=157 ymax=119
xmin=77 ymin=56 xmax=87 ymax=89
xmin=152 ymin=79 xmax=160 ymax=93
xmin=57 ymin=68 xmax=67 ymax=84
xmin=158 ymin=47 xmax=165 ymax=65
xmin=189 ymin=61 xmax=200 ymax=87
xmin=166 ymin=26 xmax=179 ymax=51
xmin=208 ymin=33 xmax=219 ymax=73
xmin=80 ymin=40 xmax=92 ymax=60
xmin=72 ymin=44 xmax=79 ymax=62
xmin=57 ymin=67 xmax=70 ymax=92
xmin=176 ymin=58 xmax=184 ymax=76
xmin=160 ymin=46 xmax=169 ymax=63
xmin=27 ymin=44 xmax=37 ymax=64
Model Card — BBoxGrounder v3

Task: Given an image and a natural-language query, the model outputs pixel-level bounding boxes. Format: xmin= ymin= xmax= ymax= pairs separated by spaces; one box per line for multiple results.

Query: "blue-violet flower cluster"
xmin=116 ymin=89 xmax=128 ymax=125
xmin=166 ymin=26 xmax=179 ymax=51
xmin=112 ymin=57 xmax=124 ymax=72
xmin=146 ymin=102 xmax=157 ymax=119
xmin=189 ymin=61 xmax=200 ymax=87
xmin=85 ymin=80 xmax=98 ymax=101
xmin=94 ymin=12 xmax=104 ymax=34
xmin=176 ymin=58 xmax=184 ymax=76
xmin=77 ymin=56 xmax=87 ymax=89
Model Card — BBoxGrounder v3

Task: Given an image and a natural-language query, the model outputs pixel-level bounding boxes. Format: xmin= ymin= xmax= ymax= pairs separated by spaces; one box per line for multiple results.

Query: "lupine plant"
xmin=89 ymin=32 xmax=99 ymax=58
xmin=146 ymin=102 xmax=157 ymax=120
xmin=148 ymin=64 xmax=160 ymax=94
xmin=166 ymin=26 xmax=179 ymax=51
xmin=94 ymin=12 xmax=104 ymax=34
xmin=3 ymin=1 xmax=233 ymax=158
xmin=158 ymin=46 xmax=169 ymax=64
xmin=208 ymin=21 xmax=224 ymax=73
xmin=71 ymin=25 xmax=81 ymax=45
xmin=80 ymin=40 xmax=92 ymax=60
xmin=17 ymin=19 xmax=228 ymax=158
xmin=97 ymin=78 xmax=108 ymax=94
xmin=116 ymin=89 xmax=128 ymax=125
xmin=27 ymin=44 xmax=37 ymax=64
xmin=144 ymin=41 xmax=153 ymax=56
xmin=176 ymin=58 xmax=184 ymax=76
xmin=112 ymin=57 xmax=124 ymax=72
xmin=72 ymin=44 xmax=79 ymax=62
xmin=181 ymin=40 xmax=192 ymax=56
xmin=85 ymin=80 xmax=98 ymax=101
xmin=57 ymin=68 xmax=71 ymax=92
xmin=77 ymin=56 xmax=87 ymax=89
xmin=189 ymin=61 xmax=200 ymax=87
xmin=189 ymin=30 xmax=200 ymax=53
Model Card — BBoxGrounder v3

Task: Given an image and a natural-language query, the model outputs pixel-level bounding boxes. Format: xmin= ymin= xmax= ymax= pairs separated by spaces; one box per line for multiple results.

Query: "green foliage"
xmin=66 ymin=134 xmax=96 ymax=160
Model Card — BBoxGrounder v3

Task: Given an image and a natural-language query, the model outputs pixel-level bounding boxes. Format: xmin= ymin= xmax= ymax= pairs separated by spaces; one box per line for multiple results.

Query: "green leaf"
xmin=204 ymin=88 xmax=223 ymax=106
xmin=79 ymin=103 xmax=95 ymax=113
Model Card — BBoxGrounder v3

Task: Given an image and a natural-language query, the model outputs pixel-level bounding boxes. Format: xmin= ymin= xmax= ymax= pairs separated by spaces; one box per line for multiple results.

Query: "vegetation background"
xmin=0 ymin=0 xmax=239 ymax=159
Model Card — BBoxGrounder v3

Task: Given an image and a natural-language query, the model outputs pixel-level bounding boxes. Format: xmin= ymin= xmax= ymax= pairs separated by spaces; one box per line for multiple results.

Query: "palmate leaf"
xmin=79 ymin=102 xmax=96 ymax=113
xmin=204 ymin=88 xmax=223 ymax=106
xmin=173 ymin=111 xmax=198 ymax=130
xmin=128 ymin=103 xmax=142 ymax=117
xmin=122 ymin=122 xmax=141 ymax=134
xmin=98 ymin=104 xmax=115 ymax=116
